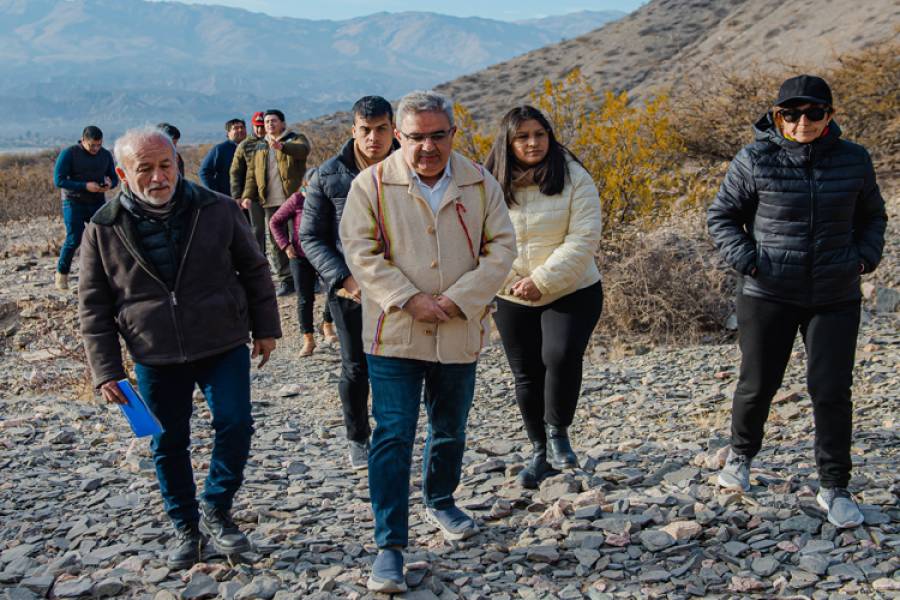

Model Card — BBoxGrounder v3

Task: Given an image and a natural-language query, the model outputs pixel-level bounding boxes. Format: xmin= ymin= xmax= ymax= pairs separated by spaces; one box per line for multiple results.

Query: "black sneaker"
xmin=276 ymin=281 xmax=295 ymax=297
xmin=199 ymin=504 xmax=252 ymax=555
xmin=167 ymin=523 xmax=205 ymax=570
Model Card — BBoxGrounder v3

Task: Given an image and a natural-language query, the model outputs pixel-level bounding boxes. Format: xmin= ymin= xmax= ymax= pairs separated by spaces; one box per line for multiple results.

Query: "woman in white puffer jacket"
xmin=484 ymin=106 xmax=603 ymax=488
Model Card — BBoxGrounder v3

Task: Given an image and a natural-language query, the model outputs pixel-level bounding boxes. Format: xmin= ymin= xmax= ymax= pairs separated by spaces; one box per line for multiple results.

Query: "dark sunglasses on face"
xmin=777 ymin=106 xmax=831 ymax=123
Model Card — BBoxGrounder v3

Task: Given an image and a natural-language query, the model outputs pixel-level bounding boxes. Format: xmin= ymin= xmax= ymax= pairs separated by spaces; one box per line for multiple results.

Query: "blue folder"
xmin=116 ymin=379 xmax=164 ymax=437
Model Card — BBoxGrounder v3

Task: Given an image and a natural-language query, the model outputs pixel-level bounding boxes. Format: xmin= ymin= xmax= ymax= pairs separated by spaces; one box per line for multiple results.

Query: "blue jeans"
xmin=366 ymin=355 xmax=477 ymax=548
xmin=134 ymin=344 xmax=253 ymax=529
xmin=57 ymin=198 xmax=104 ymax=274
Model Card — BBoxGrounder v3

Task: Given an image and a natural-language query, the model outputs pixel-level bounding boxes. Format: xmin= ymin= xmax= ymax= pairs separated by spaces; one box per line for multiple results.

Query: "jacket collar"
xmin=753 ymin=112 xmax=842 ymax=154
xmin=379 ymin=150 xmax=486 ymax=187
xmin=92 ymin=178 xmax=215 ymax=226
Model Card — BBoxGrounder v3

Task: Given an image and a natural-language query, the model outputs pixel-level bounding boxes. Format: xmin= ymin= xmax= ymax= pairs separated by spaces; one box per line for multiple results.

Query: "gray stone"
xmin=801 ymin=539 xmax=835 ymax=554
xmin=799 ymin=554 xmax=830 ymax=576
xmin=780 ymin=514 xmax=821 ymax=534
xmin=874 ymin=287 xmax=900 ymax=312
xmin=826 ymin=563 xmax=866 ymax=581
xmin=19 ymin=574 xmax=54 ymax=596
xmin=638 ymin=570 xmax=671 ymax=583
xmin=525 ymin=545 xmax=559 ymax=563
xmin=3 ymin=588 xmax=39 ymax=600
xmin=52 ymin=577 xmax=94 ymax=598
xmin=218 ymin=581 xmax=242 ymax=600
xmin=180 ymin=573 xmax=218 ymax=600
xmin=234 ymin=575 xmax=281 ymax=600
xmin=723 ymin=541 xmax=750 ymax=557
xmin=640 ymin=530 xmax=675 ymax=552
xmin=0 ymin=545 xmax=35 ymax=565
xmin=92 ymin=578 xmax=124 ymax=598
xmin=789 ymin=570 xmax=820 ymax=589
xmin=574 ymin=548 xmax=600 ymax=568
xmin=751 ymin=557 xmax=779 ymax=577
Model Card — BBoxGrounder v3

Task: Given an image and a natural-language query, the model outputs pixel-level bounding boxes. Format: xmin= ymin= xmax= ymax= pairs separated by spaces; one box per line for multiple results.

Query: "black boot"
xmin=167 ymin=523 xmax=205 ymax=570
xmin=545 ymin=424 xmax=578 ymax=469
xmin=517 ymin=443 xmax=559 ymax=489
xmin=200 ymin=503 xmax=252 ymax=555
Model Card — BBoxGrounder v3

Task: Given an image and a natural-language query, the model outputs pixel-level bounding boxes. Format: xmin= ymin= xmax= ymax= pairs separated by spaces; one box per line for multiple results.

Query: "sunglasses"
xmin=777 ymin=107 xmax=831 ymax=123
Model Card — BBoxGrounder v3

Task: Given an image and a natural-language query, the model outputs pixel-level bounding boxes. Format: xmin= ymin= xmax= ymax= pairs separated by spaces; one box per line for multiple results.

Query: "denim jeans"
xmin=57 ymin=198 xmax=105 ymax=273
xmin=134 ymin=344 xmax=253 ymax=529
xmin=366 ymin=355 xmax=477 ymax=548
xmin=329 ymin=295 xmax=370 ymax=443
xmin=731 ymin=294 xmax=860 ymax=488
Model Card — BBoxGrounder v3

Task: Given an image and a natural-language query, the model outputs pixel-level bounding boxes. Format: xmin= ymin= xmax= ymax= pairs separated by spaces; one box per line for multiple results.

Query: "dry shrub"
xmin=670 ymin=36 xmax=899 ymax=167
xmin=0 ymin=150 xmax=59 ymax=223
xmin=598 ymin=209 xmax=735 ymax=344
xmin=455 ymin=68 xmax=713 ymax=234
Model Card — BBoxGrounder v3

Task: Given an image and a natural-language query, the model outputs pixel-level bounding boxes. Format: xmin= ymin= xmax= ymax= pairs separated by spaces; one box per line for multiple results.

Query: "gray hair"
xmin=113 ymin=126 xmax=176 ymax=167
xmin=396 ymin=90 xmax=454 ymax=128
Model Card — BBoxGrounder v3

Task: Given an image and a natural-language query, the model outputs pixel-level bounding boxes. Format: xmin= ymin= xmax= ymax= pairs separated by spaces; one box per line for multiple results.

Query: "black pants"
xmin=731 ymin=293 xmax=860 ymax=488
xmin=328 ymin=295 xmax=371 ymax=443
xmin=289 ymin=257 xmax=332 ymax=334
xmin=494 ymin=281 xmax=603 ymax=444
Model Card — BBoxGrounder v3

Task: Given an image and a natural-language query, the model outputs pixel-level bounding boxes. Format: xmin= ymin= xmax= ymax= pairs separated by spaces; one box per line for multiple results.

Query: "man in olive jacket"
xmin=242 ymin=109 xmax=311 ymax=296
xmin=78 ymin=127 xmax=281 ymax=570
xmin=230 ymin=111 xmax=267 ymax=254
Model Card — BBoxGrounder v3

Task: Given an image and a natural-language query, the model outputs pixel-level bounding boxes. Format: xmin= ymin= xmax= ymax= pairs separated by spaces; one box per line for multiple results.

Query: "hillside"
xmin=436 ymin=0 xmax=900 ymax=123
xmin=0 ymin=0 xmax=623 ymax=147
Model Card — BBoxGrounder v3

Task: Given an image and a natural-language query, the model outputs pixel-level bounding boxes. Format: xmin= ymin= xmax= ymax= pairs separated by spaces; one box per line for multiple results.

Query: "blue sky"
xmin=164 ymin=0 xmax=647 ymax=20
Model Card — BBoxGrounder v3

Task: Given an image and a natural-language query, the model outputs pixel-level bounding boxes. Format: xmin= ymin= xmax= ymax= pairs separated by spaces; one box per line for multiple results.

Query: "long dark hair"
xmin=484 ymin=105 xmax=580 ymax=206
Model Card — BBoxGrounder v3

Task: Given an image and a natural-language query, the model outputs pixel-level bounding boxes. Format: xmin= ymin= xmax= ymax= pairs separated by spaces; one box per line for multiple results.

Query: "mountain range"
xmin=0 ymin=0 xmax=623 ymax=148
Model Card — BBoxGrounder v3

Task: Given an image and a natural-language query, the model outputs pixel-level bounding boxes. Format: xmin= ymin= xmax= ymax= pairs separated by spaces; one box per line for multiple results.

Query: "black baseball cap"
xmin=775 ymin=75 xmax=833 ymax=107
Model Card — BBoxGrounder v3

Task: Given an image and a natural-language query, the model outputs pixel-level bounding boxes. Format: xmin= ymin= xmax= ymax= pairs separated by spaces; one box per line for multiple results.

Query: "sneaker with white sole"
xmin=425 ymin=505 xmax=479 ymax=542
xmin=349 ymin=440 xmax=369 ymax=471
xmin=717 ymin=449 xmax=751 ymax=491
xmin=816 ymin=487 xmax=864 ymax=529
xmin=367 ymin=548 xmax=406 ymax=593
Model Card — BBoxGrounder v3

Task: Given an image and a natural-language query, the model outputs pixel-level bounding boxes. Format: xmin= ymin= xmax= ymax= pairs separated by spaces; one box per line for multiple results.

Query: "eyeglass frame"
xmin=397 ymin=127 xmax=457 ymax=144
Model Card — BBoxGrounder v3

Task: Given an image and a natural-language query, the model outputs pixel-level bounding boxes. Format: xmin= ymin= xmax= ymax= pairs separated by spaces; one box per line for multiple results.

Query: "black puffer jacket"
xmin=299 ymin=138 xmax=399 ymax=290
xmin=708 ymin=115 xmax=887 ymax=307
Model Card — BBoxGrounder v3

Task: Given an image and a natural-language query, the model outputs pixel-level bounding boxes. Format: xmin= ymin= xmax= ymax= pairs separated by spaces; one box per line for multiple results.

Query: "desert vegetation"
xmin=0 ymin=39 xmax=895 ymax=345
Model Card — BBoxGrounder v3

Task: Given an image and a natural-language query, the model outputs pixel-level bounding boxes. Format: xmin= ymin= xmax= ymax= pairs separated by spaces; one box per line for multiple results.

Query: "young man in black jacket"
xmin=299 ymin=96 xmax=398 ymax=470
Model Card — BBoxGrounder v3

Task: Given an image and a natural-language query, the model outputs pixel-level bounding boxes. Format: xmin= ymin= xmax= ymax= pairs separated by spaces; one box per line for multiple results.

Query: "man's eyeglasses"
xmin=777 ymin=107 xmax=831 ymax=123
xmin=399 ymin=129 xmax=453 ymax=144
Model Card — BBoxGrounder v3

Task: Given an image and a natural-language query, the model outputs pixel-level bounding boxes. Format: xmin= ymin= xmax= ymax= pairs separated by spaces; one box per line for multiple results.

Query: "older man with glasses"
xmin=340 ymin=90 xmax=516 ymax=593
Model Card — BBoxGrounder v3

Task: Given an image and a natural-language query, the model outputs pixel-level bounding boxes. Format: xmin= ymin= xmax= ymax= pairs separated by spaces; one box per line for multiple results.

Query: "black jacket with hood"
xmin=708 ymin=115 xmax=886 ymax=307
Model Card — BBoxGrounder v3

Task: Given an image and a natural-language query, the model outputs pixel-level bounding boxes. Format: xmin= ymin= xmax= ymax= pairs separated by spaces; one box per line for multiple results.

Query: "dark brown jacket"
xmin=78 ymin=180 xmax=282 ymax=387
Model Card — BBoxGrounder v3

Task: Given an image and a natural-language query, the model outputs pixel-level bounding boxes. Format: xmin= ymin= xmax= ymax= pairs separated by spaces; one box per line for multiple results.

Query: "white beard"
xmin=129 ymin=183 xmax=174 ymax=207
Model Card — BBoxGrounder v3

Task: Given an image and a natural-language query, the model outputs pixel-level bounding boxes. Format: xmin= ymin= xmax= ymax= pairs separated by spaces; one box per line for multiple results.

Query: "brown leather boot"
xmin=322 ymin=322 xmax=339 ymax=345
xmin=299 ymin=333 xmax=316 ymax=357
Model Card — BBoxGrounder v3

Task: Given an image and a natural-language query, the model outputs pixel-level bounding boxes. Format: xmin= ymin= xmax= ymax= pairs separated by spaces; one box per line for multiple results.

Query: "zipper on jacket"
xmin=806 ymin=145 xmax=816 ymax=306
xmin=168 ymin=208 xmax=201 ymax=362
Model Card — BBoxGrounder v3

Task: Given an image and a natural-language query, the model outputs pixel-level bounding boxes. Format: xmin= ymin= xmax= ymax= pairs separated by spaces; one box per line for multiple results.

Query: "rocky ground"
xmin=0 ymin=207 xmax=898 ymax=600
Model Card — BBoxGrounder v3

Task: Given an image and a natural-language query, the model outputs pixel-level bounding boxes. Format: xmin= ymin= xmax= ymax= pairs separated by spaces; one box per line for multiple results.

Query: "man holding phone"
xmin=53 ymin=125 xmax=118 ymax=290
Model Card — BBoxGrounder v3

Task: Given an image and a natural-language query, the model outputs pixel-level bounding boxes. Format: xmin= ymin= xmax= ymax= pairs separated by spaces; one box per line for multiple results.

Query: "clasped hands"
xmin=404 ymin=292 xmax=461 ymax=323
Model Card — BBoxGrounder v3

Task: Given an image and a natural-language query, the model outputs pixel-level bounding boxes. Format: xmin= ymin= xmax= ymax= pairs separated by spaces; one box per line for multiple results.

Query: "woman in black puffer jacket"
xmin=707 ymin=75 xmax=887 ymax=529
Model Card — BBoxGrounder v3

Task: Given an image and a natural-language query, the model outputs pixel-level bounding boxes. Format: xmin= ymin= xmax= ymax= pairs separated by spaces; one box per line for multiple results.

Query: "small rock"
xmin=729 ymin=576 xmax=768 ymax=593
xmin=52 ymin=577 xmax=94 ymax=598
xmin=751 ymin=557 xmax=779 ymax=577
xmin=525 ymin=545 xmax=559 ymax=563
xmin=234 ymin=575 xmax=281 ymax=600
xmin=799 ymin=554 xmax=830 ymax=576
xmin=181 ymin=573 xmax=218 ymax=600
xmin=660 ymin=520 xmax=702 ymax=541
xmin=641 ymin=530 xmax=675 ymax=552
xmin=92 ymin=578 xmax=124 ymax=598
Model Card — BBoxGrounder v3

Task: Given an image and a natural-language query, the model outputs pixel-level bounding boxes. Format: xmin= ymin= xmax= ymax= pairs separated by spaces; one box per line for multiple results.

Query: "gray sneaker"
xmin=816 ymin=487 xmax=864 ymax=529
xmin=717 ymin=449 xmax=751 ymax=491
xmin=349 ymin=440 xmax=369 ymax=471
xmin=425 ymin=505 xmax=479 ymax=542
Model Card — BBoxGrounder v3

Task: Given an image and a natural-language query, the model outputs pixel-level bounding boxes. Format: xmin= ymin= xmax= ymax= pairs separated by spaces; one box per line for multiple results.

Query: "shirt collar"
xmin=411 ymin=158 xmax=452 ymax=189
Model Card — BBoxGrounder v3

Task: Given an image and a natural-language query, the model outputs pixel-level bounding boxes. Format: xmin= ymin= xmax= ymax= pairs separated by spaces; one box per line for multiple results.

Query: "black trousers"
xmin=328 ymin=295 xmax=371 ymax=443
xmin=289 ymin=257 xmax=332 ymax=334
xmin=494 ymin=280 xmax=603 ymax=444
xmin=731 ymin=293 xmax=860 ymax=488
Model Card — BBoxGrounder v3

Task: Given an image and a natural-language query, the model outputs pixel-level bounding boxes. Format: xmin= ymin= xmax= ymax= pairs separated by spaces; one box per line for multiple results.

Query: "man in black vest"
xmin=53 ymin=125 xmax=118 ymax=291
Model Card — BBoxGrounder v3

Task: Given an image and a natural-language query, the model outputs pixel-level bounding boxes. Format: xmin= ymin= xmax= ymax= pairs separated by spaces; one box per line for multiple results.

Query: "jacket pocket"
xmin=465 ymin=303 xmax=495 ymax=356
xmin=371 ymin=309 xmax=412 ymax=352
